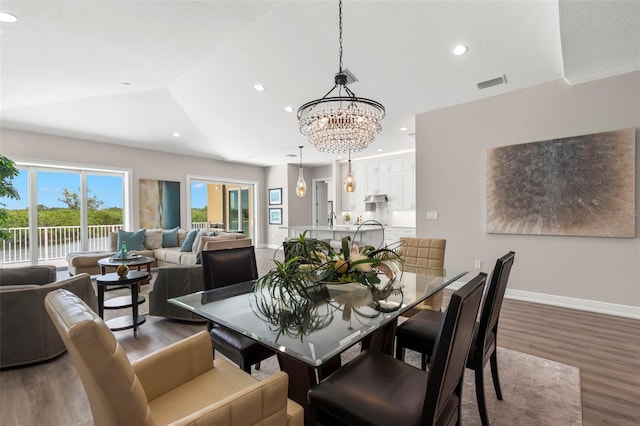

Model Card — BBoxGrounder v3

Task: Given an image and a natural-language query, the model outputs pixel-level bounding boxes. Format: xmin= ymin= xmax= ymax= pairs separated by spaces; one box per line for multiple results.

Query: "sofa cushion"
xmin=144 ymin=229 xmax=163 ymax=250
xmin=162 ymin=227 xmax=180 ymax=248
xmin=154 ymin=248 xmax=189 ymax=265
xmin=194 ymin=235 xmax=238 ymax=255
xmin=117 ymin=229 xmax=146 ymax=251
xmin=180 ymin=230 xmax=198 ymax=252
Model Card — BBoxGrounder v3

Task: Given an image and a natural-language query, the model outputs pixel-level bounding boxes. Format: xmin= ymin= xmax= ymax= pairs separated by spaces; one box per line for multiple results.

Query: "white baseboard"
xmin=447 ymin=281 xmax=640 ymax=320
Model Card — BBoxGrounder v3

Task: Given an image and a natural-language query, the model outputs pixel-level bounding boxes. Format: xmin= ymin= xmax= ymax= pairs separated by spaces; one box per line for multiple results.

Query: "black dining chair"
xmin=395 ymin=251 xmax=516 ymax=426
xmin=307 ymin=273 xmax=487 ymax=426
xmin=200 ymin=246 xmax=275 ymax=373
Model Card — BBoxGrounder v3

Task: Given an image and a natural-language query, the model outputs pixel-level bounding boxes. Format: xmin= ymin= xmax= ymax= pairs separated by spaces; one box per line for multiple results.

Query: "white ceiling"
xmin=1 ymin=0 xmax=638 ymax=167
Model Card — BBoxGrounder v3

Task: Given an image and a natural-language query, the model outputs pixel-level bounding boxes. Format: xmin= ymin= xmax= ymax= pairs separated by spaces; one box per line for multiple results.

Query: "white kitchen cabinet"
xmin=384 ymin=227 xmax=416 ymax=247
xmin=338 ymin=151 xmax=415 ymax=213
xmin=402 ymin=169 xmax=416 ymax=210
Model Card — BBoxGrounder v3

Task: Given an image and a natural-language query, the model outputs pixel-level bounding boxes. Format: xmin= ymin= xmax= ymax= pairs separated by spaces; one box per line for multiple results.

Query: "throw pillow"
xmin=191 ymin=228 xmax=209 ymax=253
xmin=162 ymin=226 xmax=180 ymax=247
xmin=117 ymin=229 xmax=146 ymax=251
xmin=144 ymin=229 xmax=163 ymax=249
xmin=180 ymin=229 xmax=198 ymax=252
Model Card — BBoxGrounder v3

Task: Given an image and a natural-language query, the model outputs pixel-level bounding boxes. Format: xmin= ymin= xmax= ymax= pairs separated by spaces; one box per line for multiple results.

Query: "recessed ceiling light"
xmin=453 ymin=44 xmax=468 ymax=56
xmin=284 ymin=106 xmax=294 ymax=113
xmin=0 ymin=12 xmax=18 ymax=23
xmin=400 ymin=127 xmax=408 ymax=131
xmin=121 ymin=82 xmax=131 ymax=86
xmin=377 ymin=149 xmax=383 ymax=152
xmin=173 ymin=132 xmax=181 ymax=138
xmin=253 ymin=83 xmax=265 ymax=92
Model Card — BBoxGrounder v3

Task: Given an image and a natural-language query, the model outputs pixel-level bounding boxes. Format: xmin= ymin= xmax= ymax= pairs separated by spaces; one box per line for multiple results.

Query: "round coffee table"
xmin=98 ymin=255 xmax=154 ymax=274
xmin=98 ymin=255 xmax=154 ymax=285
xmin=96 ymin=270 xmax=149 ymax=337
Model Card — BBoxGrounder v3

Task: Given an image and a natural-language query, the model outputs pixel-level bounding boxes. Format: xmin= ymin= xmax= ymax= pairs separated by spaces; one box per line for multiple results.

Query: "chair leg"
xmin=254 ymin=361 xmax=261 ymax=370
xmin=421 ymin=352 xmax=428 ymax=371
xmin=395 ymin=340 xmax=405 ymax=361
xmin=474 ymin=367 xmax=490 ymax=426
xmin=490 ymin=350 xmax=503 ymax=400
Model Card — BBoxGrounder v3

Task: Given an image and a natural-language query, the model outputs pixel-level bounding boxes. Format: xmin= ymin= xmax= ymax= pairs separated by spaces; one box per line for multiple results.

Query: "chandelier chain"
xmin=338 ymin=0 xmax=343 ymax=73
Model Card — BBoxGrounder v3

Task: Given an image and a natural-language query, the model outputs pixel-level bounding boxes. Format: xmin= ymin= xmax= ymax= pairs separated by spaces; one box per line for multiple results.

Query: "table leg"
xmin=276 ymin=352 xmax=341 ymax=425
xmin=98 ymin=284 xmax=105 ymax=318
xmin=360 ymin=319 xmax=397 ymax=355
xmin=131 ymin=281 xmax=139 ymax=337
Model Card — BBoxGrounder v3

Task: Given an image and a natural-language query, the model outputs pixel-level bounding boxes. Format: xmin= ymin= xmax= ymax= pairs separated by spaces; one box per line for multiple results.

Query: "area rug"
xmin=252 ymin=346 xmax=582 ymax=426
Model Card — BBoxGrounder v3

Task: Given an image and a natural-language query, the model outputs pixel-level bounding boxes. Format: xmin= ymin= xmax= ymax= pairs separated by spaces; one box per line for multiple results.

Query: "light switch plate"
xmin=427 ymin=211 xmax=438 ymax=220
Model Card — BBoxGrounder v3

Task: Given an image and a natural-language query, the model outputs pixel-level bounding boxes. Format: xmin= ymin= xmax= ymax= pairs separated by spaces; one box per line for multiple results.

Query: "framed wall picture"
xmin=269 ymin=188 xmax=282 ymax=205
xmin=269 ymin=208 xmax=283 ymax=225
xmin=139 ymin=179 xmax=181 ymax=229
xmin=486 ymin=128 xmax=635 ymax=237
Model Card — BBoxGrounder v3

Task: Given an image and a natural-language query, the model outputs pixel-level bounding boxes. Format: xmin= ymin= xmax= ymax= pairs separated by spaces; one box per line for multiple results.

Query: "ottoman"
xmin=66 ymin=251 xmax=113 ymax=276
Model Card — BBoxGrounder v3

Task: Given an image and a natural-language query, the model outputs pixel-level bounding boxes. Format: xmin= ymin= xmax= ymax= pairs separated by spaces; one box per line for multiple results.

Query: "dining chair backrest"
xmin=399 ymin=237 xmax=446 ymax=268
xmin=422 ymin=272 xmax=487 ymax=423
xmin=201 ymin=246 xmax=258 ymax=290
xmin=472 ymin=251 xmax=515 ymax=360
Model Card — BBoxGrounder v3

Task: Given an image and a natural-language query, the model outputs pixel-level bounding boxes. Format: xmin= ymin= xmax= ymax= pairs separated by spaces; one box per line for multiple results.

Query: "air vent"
xmin=477 ymin=75 xmax=507 ymax=90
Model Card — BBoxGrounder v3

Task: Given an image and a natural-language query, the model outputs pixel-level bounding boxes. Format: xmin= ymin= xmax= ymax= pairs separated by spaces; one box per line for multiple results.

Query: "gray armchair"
xmin=0 ymin=266 xmax=97 ymax=368
xmin=148 ymin=265 xmax=207 ymax=322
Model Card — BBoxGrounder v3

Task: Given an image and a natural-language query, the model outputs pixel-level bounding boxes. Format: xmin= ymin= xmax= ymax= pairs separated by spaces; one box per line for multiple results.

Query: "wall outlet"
xmin=474 ymin=260 xmax=482 ymax=269
xmin=426 ymin=211 xmax=438 ymax=220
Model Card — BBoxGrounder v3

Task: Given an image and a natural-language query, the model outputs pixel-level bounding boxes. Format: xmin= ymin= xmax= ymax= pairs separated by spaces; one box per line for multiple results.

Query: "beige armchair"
xmin=45 ymin=289 xmax=304 ymax=426
xmin=0 ymin=267 xmax=97 ymax=368
xmin=399 ymin=237 xmax=446 ymax=315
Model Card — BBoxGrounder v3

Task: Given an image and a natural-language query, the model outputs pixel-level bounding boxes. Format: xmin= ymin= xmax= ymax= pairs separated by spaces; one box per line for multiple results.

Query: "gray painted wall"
xmin=416 ymin=72 xmax=640 ymax=308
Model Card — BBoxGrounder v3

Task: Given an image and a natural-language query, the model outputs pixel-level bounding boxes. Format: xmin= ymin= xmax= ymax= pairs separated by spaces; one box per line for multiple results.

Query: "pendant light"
xmin=344 ymin=151 xmax=356 ymax=193
xmin=296 ymin=145 xmax=307 ymax=197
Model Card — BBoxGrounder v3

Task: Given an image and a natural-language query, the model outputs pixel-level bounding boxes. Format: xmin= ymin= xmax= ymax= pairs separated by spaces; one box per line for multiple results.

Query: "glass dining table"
xmin=169 ymin=267 xmax=468 ymax=416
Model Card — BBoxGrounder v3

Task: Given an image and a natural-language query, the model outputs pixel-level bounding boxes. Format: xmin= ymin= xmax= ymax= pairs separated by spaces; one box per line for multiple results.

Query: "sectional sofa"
xmin=66 ymin=228 xmax=247 ymax=276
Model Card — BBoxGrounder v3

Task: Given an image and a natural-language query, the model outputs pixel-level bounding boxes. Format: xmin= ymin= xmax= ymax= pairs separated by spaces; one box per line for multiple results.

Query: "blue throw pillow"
xmin=180 ymin=229 xmax=198 ymax=252
xmin=117 ymin=229 xmax=146 ymax=251
xmin=162 ymin=227 xmax=180 ymax=248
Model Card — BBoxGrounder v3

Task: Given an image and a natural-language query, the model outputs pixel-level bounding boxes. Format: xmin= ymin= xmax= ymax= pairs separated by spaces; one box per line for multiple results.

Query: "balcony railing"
xmin=1 ymin=225 xmax=124 ymax=264
xmin=1 ymin=223 xmax=211 ymax=265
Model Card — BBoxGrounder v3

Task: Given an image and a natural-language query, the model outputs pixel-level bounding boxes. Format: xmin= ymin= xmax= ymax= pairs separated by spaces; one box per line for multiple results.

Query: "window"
xmin=1 ymin=162 xmax=129 ymax=267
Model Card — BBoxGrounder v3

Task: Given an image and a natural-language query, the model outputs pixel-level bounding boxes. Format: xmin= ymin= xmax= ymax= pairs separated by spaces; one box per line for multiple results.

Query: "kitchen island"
xmin=281 ymin=225 xmax=386 ymax=247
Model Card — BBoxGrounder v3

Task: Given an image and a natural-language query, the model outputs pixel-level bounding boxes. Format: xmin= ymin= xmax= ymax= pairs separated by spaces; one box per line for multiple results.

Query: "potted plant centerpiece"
xmin=255 ymin=221 xmax=404 ymax=300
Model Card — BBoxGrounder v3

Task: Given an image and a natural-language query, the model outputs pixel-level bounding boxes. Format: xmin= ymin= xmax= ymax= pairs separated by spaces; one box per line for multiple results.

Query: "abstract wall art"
xmin=486 ymin=128 xmax=635 ymax=237
xmin=140 ymin=179 xmax=181 ymax=229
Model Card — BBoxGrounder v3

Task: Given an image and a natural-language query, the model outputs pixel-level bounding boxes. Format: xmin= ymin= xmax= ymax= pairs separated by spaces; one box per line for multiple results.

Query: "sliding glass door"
xmin=188 ymin=178 xmax=254 ymax=240
xmin=1 ymin=163 xmax=126 ymax=267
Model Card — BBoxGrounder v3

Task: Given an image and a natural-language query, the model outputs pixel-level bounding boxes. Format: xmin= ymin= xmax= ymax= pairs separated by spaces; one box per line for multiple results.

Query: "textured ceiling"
xmin=1 ymin=0 xmax=638 ymax=167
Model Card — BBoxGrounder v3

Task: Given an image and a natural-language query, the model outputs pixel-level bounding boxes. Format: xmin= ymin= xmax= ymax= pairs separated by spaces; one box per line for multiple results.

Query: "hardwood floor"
xmin=1 ymin=248 xmax=639 ymax=425
xmin=497 ymin=298 xmax=640 ymax=425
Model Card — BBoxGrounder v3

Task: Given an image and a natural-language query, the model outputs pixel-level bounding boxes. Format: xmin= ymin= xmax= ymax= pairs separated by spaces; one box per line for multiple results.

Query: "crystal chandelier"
xmin=297 ymin=0 xmax=385 ymax=154
xmin=296 ymin=145 xmax=307 ymax=197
